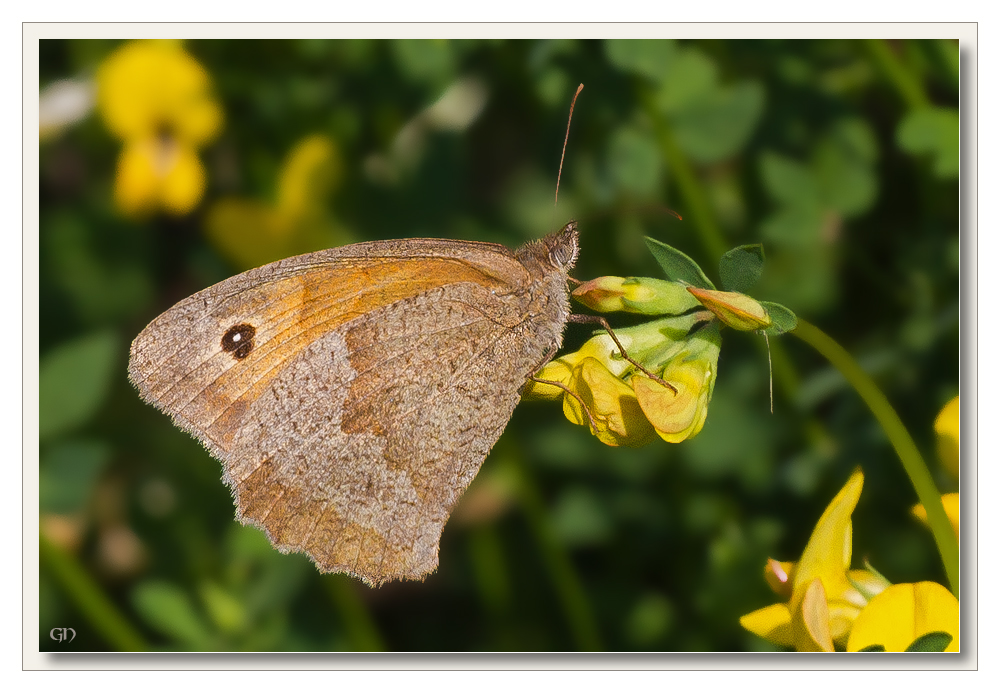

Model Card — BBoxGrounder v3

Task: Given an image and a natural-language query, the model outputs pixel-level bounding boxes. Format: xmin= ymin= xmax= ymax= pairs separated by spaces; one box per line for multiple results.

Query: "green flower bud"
xmin=687 ymin=287 xmax=772 ymax=331
xmin=573 ymin=276 xmax=701 ymax=315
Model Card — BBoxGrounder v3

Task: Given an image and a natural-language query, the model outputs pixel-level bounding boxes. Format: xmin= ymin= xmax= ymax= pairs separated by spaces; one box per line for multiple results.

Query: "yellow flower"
xmin=847 ymin=582 xmax=959 ymax=652
xmin=97 ymin=41 xmax=223 ymax=217
xmin=740 ymin=470 xmax=890 ymax=651
xmin=912 ymin=492 xmax=959 ymax=540
xmin=524 ymin=313 xmax=720 ymax=446
xmin=935 ymin=395 xmax=959 ymax=479
xmin=205 ymin=134 xmax=351 ymax=270
xmin=525 ymin=329 xmax=630 ymax=401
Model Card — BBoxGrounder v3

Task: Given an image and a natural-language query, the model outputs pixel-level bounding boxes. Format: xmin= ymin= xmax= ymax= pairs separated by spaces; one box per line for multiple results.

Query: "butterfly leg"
xmin=528 ymin=374 xmax=598 ymax=435
xmin=567 ymin=314 xmax=678 ymax=394
xmin=526 ymin=343 xmax=598 ymax=435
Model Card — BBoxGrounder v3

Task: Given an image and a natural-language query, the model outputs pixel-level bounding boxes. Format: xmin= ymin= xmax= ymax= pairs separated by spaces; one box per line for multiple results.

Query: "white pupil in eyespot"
xmin=232 ymin=333 xmax=241 ymax=342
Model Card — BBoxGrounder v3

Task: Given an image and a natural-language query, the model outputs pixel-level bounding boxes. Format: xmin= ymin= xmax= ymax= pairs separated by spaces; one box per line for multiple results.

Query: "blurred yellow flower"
xmin=740 ymin=470 xmax=890 ymax=651
xmin=205 ymin=134 xmax=351 ymax=270
xmin=912 ymin=492 xmax=959 ymax=540
xmin=97 ymin=41 xmax=223 ymax=217
xmin=912 ymin=396 xmax=960 ymax=539
xmin=846 ymin=581 xmax=959 ymax=652
xmin=935 ymin=394 xmax=959 ymax=479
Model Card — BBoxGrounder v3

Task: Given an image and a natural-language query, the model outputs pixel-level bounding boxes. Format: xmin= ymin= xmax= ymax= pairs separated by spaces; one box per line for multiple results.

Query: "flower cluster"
xmin=740 ymin=395 xmax=961 ymax=653
xmin=525 ymin=307 xmax=721 ymax=447
xmin=97 ymin=41 xmax=223 ymax=217
xmin=524 ymin=239 xmax=796 ymax=447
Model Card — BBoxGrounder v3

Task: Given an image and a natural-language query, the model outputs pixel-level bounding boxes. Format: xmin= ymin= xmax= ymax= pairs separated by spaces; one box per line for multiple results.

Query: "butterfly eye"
xmin=549 ymin=241 xmax=578 ymax=269
xmin=221 ymin=323 xmax=256 ymax=360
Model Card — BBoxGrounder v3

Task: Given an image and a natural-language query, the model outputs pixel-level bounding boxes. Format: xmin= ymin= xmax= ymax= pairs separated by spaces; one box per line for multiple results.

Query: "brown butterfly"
xmin=128 ymin=223 xmax=579 ymax=586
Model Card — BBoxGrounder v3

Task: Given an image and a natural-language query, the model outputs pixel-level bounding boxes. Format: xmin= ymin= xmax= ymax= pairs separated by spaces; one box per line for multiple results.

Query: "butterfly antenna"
xmin=555 ymin=83 xmax=584 ymax=208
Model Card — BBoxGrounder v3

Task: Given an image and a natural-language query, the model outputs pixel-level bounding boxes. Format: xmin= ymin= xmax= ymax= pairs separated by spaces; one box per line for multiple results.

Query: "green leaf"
xmin=719 ymin=245 xmax=765 ymax=293
xmin=814 ymin=119 xmax=879 ymax=217
xmin=626 ymin=593 xmax=675 ymax=645
xmin=131 ymin=581 xmax=215 ymax=650
xmin=644 ymin=237 xmax=715 ymax=289
xmin=389 ymin=39 xmax=456 ymax=89
xmin=897 ymin=107 xmax=959 ymax=178
xmin=607 ymin=125 xmax=662 ymax=198
xmin=653 ymin=48 xmax=717 ymax=112
xmin=39 ymin=439 xmax=111 ymax=514
xmin=759 ymin=204 xmax=825 ymax=246
xmin=859 ymin=643 xmax=886 ymax=652
xmin=671 ymin=81 xmax=765 ymax=164
xmin=39 ymin=331 xmax=118 ymax=441
xmin=549 ymin=486 xmax=613 ymax=547
xmin=45 ymin=214 xmax=154 ymax=324
xmin=198 ymin=581 xmax=248 ymax=634
xmin=604 ymin=39 xmax=676 ymax=83
xmin=760 ymin=302 xmax=798 ymax=336
xmin=905 ymin=631 xmax=953 ymax=652
xmin=759 ymin=151 xmax=821 ymax=207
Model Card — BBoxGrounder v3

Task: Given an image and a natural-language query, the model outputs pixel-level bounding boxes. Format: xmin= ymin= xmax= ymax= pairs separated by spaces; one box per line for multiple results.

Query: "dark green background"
xmin=38 ymin=38 xmax=960 ymax=652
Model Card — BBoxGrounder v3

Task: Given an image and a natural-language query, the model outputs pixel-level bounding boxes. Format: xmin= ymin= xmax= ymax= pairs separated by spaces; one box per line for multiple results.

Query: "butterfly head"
xmin=544 ymin=221 xmax=579 ymax=270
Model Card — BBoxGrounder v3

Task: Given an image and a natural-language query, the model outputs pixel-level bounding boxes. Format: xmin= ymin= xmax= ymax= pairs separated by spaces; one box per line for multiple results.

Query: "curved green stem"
xmin=792 ymin=320 xmax=959 ymax=597
xmin=648 ymin=108 xmax=728 ymax=261
xmin=863 ymin=39 xmax=930 ymax=110
xmin=40 ymin=533 xmax=150 ymax=651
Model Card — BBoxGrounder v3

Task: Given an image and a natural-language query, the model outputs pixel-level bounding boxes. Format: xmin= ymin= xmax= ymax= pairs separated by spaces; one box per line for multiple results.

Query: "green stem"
xmin=512 ymin=457 xmax=603 ymax=651
xmin=649 ymin=113 xmax=728 ymax=261
xmin=863 ymin=39 xmax=929 ymax=110
xmin=643 ymin=93 xmax=802 ymax=405
xmin=39 ymin=534 xmax=150 ymax=651
xmin=792 ymin=320 xmax=959 ymax=597
xmin=325 ymin=574 xmax=386 ymax=651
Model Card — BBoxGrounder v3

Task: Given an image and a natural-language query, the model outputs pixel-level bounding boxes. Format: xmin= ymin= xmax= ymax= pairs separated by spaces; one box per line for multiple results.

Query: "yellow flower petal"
xmin=793 ymin=578 xmax=835 ymax=652
xmin=846 ymin=568 xmax=892 ymax=601
xmin=114 ymin=140 xmax=163 ymax=217
xmin=632 ymin=359 xmax=711 ymax=443
xmin=912 ymin=492 xmax=960 ymax=540
xmin=521 ymin=353 xmax=582 ymax=400
xmin=739 ymin=603 xmax=794 ymax=648
xmin=935 ymin=395 xmax=960 ymax=479
xmin=160 ymin=144 xmax=206 ymax=215
xmin=564 ymin=357 xmax=656 ymax=447
xmin=793 ymin=470 xmax=863 ymax=601
xmin=764 ymin=558 xmax=795 ymax=599
xmin=847 ymin=582 xmax=959 ymax=652
xmin=113 ymin=138 xmax=205 ymax=217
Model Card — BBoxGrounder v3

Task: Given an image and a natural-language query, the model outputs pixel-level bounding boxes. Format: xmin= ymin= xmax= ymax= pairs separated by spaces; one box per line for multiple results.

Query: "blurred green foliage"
xmin=38 ymin=38 xmax=960 ymax=652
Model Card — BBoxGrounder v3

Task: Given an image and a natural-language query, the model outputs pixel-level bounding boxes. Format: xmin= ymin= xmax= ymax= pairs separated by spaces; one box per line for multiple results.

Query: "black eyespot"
xmin=221 ymin=323 xmax=256 ymax=360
